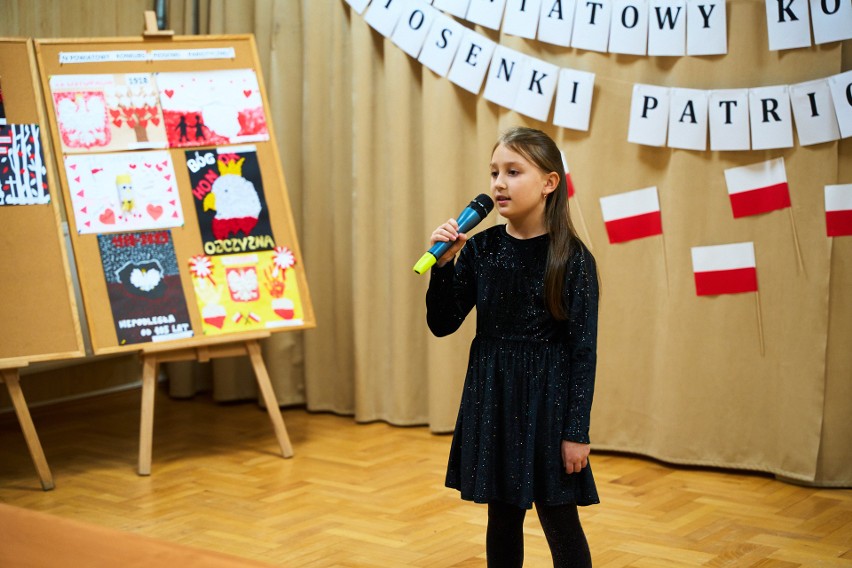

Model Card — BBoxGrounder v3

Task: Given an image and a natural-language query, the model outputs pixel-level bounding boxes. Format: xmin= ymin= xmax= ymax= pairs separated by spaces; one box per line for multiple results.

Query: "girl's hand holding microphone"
xmin=431 ymin=219 xmax=468 ymax=267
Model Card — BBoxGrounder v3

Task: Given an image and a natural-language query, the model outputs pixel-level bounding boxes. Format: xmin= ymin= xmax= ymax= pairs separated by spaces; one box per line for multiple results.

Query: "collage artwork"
xmin=0 ymin=77 xmax=51 ymax=206
xmin=41 ymin=67 xmax=304 ymax=344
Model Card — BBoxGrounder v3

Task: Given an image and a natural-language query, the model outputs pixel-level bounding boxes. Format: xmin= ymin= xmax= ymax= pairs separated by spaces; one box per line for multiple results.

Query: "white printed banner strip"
xmin=691 ymin=241 xmax=757 ymax=296
xmin=724 ymin=158 xmax=790 ymax=218
xmin=599 ymin=186 xmax=662 ymax=243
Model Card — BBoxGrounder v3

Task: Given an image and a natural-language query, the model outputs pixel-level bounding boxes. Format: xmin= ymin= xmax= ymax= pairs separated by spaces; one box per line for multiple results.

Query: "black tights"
xmin=486 ymin=501 xmax=592 ymax=568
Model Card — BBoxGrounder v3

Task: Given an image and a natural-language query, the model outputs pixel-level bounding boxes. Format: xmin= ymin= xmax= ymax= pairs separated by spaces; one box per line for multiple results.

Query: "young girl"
xmin=425 ymin=127 xmax=599 ymax=567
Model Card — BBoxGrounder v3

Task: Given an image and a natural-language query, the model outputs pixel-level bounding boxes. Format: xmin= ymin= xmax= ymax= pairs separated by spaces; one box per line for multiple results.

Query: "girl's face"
xmin=490 ymin=144 xmax=557 ymax=232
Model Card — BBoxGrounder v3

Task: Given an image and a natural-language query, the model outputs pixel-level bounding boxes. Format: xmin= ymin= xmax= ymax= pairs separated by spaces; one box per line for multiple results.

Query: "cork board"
xmin=0 ymin=38 xmax=85 ymax=365
xmin=34 ymin=35 xmax=315 ymax=355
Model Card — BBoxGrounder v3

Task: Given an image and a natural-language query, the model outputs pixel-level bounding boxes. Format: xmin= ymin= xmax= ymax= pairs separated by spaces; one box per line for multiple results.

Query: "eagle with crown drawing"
xmin=202 ymin=156 xmax=262 ymax=240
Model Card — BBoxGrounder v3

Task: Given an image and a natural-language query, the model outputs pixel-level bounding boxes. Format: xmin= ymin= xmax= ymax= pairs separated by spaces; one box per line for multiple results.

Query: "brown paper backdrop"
xmin=0 ymin=0 xmax=849 ymax=486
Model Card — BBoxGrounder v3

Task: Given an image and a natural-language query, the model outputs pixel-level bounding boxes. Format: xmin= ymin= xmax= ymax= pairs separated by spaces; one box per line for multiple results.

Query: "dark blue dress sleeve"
xmin=562 ymin=243 xmax=599 ymax=444
xmin=425 ymin=244 xmax=477 ymax=337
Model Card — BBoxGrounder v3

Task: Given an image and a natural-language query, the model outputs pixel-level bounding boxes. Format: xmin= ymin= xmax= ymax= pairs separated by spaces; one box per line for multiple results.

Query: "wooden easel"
xmin=32 ymin=35 xmax=315 ymax=477
xmin=137 ymin=332 xmax=292 ymax=476
xmin=142 ymin=10 xmax=174 ymax=38
xmin=1 ymin=359 xmax=55 ymax=490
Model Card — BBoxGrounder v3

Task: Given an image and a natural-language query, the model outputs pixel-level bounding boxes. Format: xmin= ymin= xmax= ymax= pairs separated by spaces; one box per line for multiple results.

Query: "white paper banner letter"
xmin=448 ymin=30 xmax=497 ymax=94
xmin=538 ymin=0 xmax=577 ymax=46
xmin=572 ymin=0 xmax=613 ymax=51
xmin=553 ymin=68 xmax=595 ymax=131
xmin=668 ymin=88 xmax=708 ymax=150
xmin=749 ymin=86 xmax=794 ymax=150
xmin=709 ymin=89 xmax=750 ymax=150
xmin=687 ymin=0 xmax=727 ymax=55
xmin=628 ymin=84 xmax=670 ymax=146
xmin=765 ymin=0 xmax=812 ymax=50
xmin=609 ymin=0 xmax=648 ymax=54
xmin=790 ymin=79 xmax=840 ymax=145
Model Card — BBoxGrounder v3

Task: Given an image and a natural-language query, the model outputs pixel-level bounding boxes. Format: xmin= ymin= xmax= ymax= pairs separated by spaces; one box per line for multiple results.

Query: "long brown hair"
xmin=494 ymin=127 xmax=581 ymax=320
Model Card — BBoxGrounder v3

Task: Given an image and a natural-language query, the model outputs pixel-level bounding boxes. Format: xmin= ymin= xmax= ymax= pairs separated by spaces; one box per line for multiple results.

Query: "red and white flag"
xmin=560 ymin=150 xmax=575 ymax=198
xmin=691 ymin=242 xmax=758 ymax=296
xmin=825 ymin=184 xmax=852 ymax=237
xmin=724 ymin=158 xmax=791 ymax=218
xmin=599 ymin=186 xmax=662 ymax=244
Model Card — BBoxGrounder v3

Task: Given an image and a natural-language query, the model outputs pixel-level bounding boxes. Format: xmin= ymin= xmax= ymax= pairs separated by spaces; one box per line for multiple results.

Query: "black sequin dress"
xmin=426 ymin=225 xmax=600 ymax=509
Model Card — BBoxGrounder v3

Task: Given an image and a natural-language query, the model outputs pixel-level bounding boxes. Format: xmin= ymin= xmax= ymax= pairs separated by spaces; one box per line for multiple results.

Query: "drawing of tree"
xmin=104 ymin=83 xmax=161 ymax=144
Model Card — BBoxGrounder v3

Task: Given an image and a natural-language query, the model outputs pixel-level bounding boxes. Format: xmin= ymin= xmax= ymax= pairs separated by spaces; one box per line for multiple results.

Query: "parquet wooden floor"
xmin=1 ymin=386 xmax=850 ymax=567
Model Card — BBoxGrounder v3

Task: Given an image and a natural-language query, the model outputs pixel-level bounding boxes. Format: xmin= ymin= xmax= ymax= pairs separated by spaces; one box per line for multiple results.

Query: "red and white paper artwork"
xmin=691 ymin=242 xmax=758 ymax=296
xmin=825 ymin=184 xmax=852 ymax=237
xmin=1 ymin=124 xmax=50 ymax=206
xmin=64 ymin=150 xmax=183 ymax=234
xmin=49 ymin=74 xmax=168 ymax=154
xmin=723 ymin=158 xmax=791 ymax=218
xmin=599 ymin=186 xmax=662 ymax=243
xmin=156 ymin=69 xmax=270 ymax=148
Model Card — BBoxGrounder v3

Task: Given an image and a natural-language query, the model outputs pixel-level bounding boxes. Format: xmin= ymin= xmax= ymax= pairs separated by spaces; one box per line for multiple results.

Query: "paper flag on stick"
xmin=560 ymin=151 xmax=575 ymax=198
xmin=691 ymin=242 xmax=757 ymax=296
xmin=599 ymin=187 xmax=662 ymax=244
xmin=724 ymin=158 xmax=791 ymax=218
xmin=825 ymin=184 xmax=852 ymax=237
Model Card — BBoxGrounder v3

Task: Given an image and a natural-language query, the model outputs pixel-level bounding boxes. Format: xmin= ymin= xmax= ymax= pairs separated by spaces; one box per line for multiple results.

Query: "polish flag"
xmin=599 ymin=187 xmax=662 ymax=244
xmin=691 ymin=242 xmax=758 ymax=296
xmin=724 ymin=158 xmax=791 ymax=218
xmin=560 ymin=151 xmax=575 ymax=198
xmin=825 ymin=184 xmax=852 ymax=237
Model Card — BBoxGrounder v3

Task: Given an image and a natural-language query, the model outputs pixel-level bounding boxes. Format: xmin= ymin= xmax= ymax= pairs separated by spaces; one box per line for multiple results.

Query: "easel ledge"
xmin=136 ymin=331 xmax=294 ymax=476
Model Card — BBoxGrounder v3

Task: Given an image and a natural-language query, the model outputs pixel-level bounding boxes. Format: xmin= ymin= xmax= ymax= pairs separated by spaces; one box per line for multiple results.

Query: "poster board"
xmin=34 ymin=35 xmax=315 ymax=355
xmin=0 ymin=38 xmax=85 ymax=365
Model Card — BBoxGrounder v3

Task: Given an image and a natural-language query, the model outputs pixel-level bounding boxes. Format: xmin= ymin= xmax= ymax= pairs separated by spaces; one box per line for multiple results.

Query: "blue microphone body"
xmin=413 ymin=194 xmax=494 ymax=274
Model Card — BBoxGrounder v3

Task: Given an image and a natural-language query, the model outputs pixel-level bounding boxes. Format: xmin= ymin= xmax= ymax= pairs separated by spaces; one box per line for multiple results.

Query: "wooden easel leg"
xmin=245 ymin=340 xmax=293 ymax=458
xmin=1 ymin=369 xmax=54 ymax=490
xmin=138 ymin=355 xmax=158 ymax=476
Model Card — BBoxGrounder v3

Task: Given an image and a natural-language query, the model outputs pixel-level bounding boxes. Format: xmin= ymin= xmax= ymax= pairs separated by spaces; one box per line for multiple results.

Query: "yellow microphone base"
xmin=413 ymin=252 xmax=437 ymax=274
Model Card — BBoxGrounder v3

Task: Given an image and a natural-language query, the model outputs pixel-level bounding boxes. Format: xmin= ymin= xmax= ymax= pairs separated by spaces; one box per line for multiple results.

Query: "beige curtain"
xmin=1 ymin=0 xmax=849 ymax=486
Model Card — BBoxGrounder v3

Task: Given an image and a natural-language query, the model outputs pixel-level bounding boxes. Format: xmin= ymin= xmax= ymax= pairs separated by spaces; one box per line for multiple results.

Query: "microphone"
xmin=413 ymin=193 xmax=494 ymax=274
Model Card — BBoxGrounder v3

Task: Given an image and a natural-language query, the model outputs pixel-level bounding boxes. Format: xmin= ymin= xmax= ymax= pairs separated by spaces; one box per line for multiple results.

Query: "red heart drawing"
xmin=147 ymin=204 xmax=164 ymax=220
xmin=150 ymin=117 xmax=161 ymax=126
xmin=164 ymin=89 xmax=174 ymax=98
xmin=127 ymin=119 xmax=137 ymax=128
xmin=109 ymin=109 xmax=121 ymax=118
xmin=99 ymin=209 xmax=116 ymax=224
xmin=243 ymin=90 xmax=252 ymax=97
